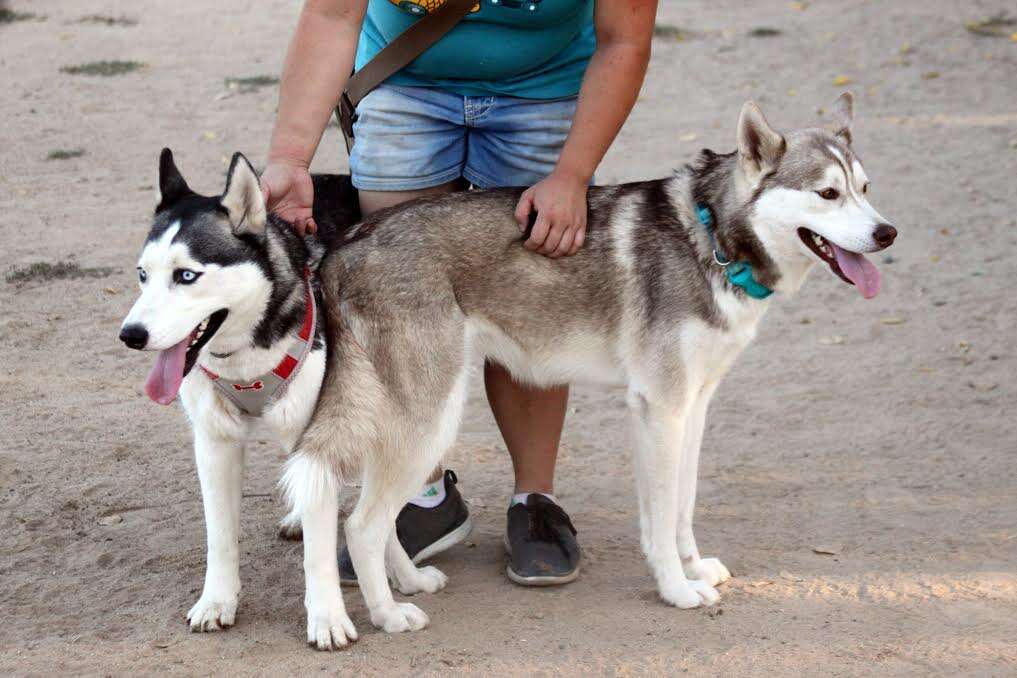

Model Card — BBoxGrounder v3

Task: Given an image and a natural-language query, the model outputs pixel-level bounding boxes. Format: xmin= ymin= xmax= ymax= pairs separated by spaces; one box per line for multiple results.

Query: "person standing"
xmin=262 ymin=0 xmax=656 ymax=585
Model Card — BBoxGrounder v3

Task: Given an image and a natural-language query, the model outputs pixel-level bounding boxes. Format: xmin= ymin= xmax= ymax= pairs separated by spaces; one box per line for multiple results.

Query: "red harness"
xmin=200 ymin=269 xmax=317 ymax=416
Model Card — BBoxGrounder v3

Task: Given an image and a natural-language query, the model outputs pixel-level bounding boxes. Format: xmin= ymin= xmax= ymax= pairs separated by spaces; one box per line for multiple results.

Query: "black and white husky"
xmin=122 ymin=94 xmax=897 ymax=648
xmin=119 ymin=150 xmax=358 ymax=631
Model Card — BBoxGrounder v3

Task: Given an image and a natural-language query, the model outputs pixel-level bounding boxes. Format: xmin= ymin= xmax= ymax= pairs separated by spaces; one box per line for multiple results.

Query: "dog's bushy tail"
xmin=279 ymin=453 xmax=341 ymax=518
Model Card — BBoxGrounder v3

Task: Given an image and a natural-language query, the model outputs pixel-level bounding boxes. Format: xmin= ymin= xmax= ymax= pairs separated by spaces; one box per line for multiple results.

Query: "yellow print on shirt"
xmin=388 ymin=0 xmax=481 ymax=15
xmin=388 ymin=0 xmax=544 ymax=15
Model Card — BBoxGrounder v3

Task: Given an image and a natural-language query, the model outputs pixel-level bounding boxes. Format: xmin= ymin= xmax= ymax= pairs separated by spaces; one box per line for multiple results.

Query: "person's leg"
xmin=465 ymin=93 xmax=583 ymax=585
xmin=484 ymin=362 xmax=568 ymax=495
xmin=359 ymin=180 xmax=464 ymax=216
xmin=465 ymin=94 xmax=579 ymax=500
xmin=338 ymin=85 xmax=473 ymax=585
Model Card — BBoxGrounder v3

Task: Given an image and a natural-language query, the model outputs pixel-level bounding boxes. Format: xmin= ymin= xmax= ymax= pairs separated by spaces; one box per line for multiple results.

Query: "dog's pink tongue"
xmin=832 ymin=244 xmax=881 ymax=299
xmin=144 ymin=336 xmax=190 ymax=405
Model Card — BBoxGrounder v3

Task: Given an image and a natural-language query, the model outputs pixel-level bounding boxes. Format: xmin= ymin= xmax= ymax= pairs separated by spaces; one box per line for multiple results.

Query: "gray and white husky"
xmin=122 ymin=94 xmax=896 ymax=648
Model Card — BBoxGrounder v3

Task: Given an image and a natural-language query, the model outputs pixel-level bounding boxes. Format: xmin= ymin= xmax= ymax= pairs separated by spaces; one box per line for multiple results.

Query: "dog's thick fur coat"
xmin=282 ymin=95 xmax=896 ymax=647
xmin=121 ymin=96 xmax=896 ymax=648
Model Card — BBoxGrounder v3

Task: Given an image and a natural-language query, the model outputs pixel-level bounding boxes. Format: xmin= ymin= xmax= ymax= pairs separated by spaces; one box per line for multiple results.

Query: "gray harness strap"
xmin=200 ymin=270 xmax=317 ymax=417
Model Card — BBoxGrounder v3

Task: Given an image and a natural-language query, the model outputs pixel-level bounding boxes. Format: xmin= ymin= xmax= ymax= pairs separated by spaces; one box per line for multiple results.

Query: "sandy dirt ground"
xmin=2 ymin=0 xmax=1016 ymax=675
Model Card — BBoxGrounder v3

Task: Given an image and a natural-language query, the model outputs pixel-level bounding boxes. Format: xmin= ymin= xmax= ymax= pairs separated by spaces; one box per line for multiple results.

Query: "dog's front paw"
xmin=306 ymin=596 xmax=358 ymax=651
xmin=684 ymin=557 xmax=731 ymax=587
xmin=658 ymin=578 xmax=720 ymax=609
xmin=394 ymin=565 xmax=448 ymax=596
xmin=369 ymin=602 xmax=429 ymax=633
xmin=187 ymin=594 xmax=239 ymax=632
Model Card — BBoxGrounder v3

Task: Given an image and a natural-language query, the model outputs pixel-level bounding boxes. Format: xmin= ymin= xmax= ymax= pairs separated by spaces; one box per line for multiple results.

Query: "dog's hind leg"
xmin=187 ymin=428 xmax=245 ymax=632
xmin=677 ymin=382 xmax=731 ymax=587
xmin=386 ymin=530 xmax=450 ymax=596
xmin=346 ymin=458 xmax=437 ymax=633
xmin=348 ymin=357 xmax=470 ymax=630
xmin=629 ymin=386 xmax=719 ymax=609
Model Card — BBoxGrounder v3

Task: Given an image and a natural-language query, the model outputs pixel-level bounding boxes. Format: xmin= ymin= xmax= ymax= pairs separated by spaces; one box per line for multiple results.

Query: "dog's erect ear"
xmin=737 ymin=101 xmax=786 ymax=183
xmin=221 ymin=152 xmax=266 ymax=236
xmin=157 ymin=148 xmax=193 ymax=212
xmin=831 ymin=91 xmax=854 ymax=144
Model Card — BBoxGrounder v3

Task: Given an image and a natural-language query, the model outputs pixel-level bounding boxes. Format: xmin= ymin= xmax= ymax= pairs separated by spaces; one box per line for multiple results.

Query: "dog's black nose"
xmin=873 ymin=223 xmax=897 ymax=249
xmin=119 ymin=324 xmax=149 ymax=350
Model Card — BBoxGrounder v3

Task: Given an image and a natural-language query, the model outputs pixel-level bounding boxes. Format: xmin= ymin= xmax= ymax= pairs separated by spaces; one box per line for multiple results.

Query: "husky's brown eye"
xmin=818 ymin=188 xmax=840 ymax=201
xmin=862 ymin=183 xmax=869 ymax=194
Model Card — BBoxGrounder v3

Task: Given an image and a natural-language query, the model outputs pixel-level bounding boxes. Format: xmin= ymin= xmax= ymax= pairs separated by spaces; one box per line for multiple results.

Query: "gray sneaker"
xmin=504 ymin=494 xmax=580 ymax=586
xmin=339 ymin=470 xmax=472 ymax=586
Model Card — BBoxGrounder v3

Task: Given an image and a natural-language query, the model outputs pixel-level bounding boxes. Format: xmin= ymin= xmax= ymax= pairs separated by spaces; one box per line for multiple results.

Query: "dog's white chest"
xmin=682 ymin=285 xmax=768 ymax=383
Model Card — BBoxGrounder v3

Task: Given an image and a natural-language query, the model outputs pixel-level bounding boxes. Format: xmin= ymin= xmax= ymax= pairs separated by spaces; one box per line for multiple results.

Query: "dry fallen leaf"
xmin=880 ymin=315 xmax=906 ymax=325
xmin=813 ymin=544 xmax=842 ymax=555
xmin=922 ymin=71 xmax=941 ymax=80
xmin=819 ymin=335 xmax=846 ymax=345
xmin=832 ymin=75 xmax=853 ymax=86
xmin=98 ymin=514 xmax=123 ymax=526
xmin=679 ymin=132 xmax=699 ymax=142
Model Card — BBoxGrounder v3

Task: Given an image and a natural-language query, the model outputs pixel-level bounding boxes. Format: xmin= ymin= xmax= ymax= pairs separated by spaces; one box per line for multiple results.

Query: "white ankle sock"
xmin=511 ymin=491 xmax=556 ymax=507
xmin=408 ymin=478 xmax=447 ymax=509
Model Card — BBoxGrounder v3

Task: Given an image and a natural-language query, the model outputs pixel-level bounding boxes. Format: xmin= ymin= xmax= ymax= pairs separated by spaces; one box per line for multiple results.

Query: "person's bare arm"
xmin=263 ymin=0 xmax=367 ymax=234
xmin=515 ymin=0 xmax=656 ymax=257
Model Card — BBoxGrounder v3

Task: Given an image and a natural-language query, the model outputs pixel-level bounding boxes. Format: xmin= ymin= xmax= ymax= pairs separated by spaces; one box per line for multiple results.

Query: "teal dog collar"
xmin=696 ymin=204 xmax=773 ymax=300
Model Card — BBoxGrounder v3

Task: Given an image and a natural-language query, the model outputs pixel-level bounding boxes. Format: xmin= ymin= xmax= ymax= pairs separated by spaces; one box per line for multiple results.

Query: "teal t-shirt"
xmin=355 ymin=0 xmax=596 ymax=99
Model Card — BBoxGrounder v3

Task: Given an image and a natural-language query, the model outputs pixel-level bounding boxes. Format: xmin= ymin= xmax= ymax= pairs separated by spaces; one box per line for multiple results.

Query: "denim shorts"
xmin=349 ymin=84 xmax=577 ymax=191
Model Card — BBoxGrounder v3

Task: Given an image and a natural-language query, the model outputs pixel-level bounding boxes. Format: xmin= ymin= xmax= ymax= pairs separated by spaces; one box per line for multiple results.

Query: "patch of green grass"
xmin=653 ymin=24 xmax=695 ymax=42
xmin=6 ymin=260 xmax=115 ymax=284
xmin=46 ymin=148 xmax=85 ymax=160
xmin=224 ymin=75 xmax=280 ymax=92
xmin=60 ymin=60 xmax=145 ymax=76
xmin=964 ymin=14 xmax=1017 ymax=38
xmin=74 ymin=14 xmax=137 ymax=27
xmin=0 ymin=7 xmax=40 ymax=23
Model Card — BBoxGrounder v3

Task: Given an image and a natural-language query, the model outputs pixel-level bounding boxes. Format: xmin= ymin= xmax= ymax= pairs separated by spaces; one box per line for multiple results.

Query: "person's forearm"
xmin=267 ymin=0 xmax=366 ymax=167
xmin=554 ymin=39 xmax=651 ymax=183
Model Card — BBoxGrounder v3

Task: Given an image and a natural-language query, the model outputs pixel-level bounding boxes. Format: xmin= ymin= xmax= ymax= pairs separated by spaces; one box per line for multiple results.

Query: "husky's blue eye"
xmin=137 ymin=268 xmax=147 ymax=283
xmin=174 ymin=269 xmax=202 ymax=285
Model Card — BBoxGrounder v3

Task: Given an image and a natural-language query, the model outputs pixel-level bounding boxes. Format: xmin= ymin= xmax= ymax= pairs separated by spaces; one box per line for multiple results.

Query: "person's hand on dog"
xmin=515 ymin=170 xmax=588 ymax=258
xmin=261 ymin=161 xmax=317 ymax=236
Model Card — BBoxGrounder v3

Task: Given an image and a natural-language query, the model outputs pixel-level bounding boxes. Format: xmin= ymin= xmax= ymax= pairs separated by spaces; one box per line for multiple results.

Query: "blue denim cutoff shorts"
xmin=349 ymin=84 xmax=578 ymax=191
